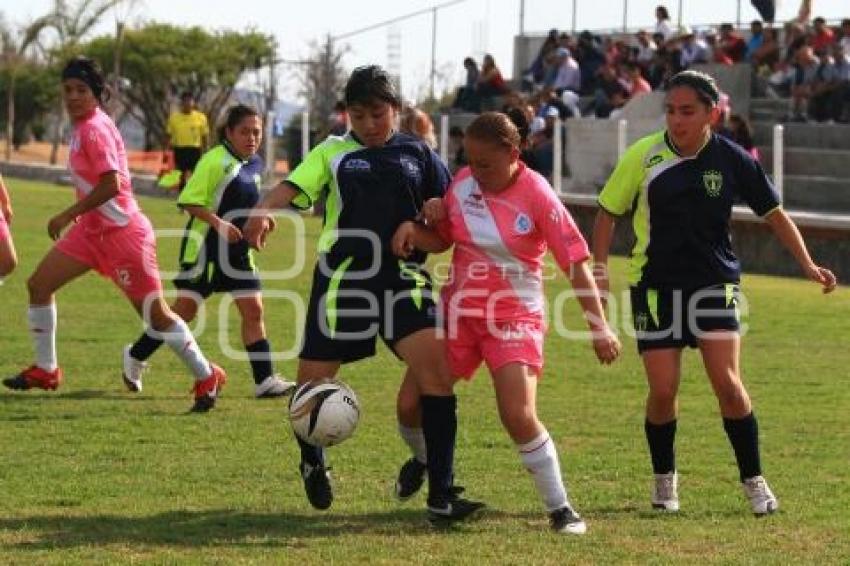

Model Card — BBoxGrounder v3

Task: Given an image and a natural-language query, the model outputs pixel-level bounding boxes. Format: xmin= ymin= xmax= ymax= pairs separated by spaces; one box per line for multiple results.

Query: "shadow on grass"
xmin=0 ymin=508 xmax=475 ymax=549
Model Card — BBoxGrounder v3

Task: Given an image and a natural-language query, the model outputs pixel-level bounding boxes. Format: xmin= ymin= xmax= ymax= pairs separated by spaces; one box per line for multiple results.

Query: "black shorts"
xmin=173 ymin=146 xmax=202 ymax=172
xmin=630 ymin=283 xmax=741 ymax=353
xmin=173 ymin=255 xmax=261 ymax=299
xmin=300 ymin=255 xmax=438 ymax=364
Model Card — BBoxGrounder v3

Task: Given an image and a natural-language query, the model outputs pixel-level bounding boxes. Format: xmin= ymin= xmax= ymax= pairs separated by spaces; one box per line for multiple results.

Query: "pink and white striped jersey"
xmin=67 ymin=107 xmax=139 ymax=233
xmin=436 ymin=163 xmax=589 ymax=321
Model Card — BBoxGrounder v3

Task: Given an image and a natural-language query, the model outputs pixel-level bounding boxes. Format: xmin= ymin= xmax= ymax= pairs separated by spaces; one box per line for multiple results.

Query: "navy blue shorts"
xmin=630 ymin=284 xmax=741 ymax=353
xmin=300 ymin=255 xmax=438 ymax=364
xmin=173 ymin=255 xmax=261 ymax=299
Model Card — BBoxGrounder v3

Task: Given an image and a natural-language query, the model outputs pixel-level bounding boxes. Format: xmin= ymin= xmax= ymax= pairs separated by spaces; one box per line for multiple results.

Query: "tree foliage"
xmin=0 ymin=62 xmax=59 ymax=147
xmin=296 ymin=35 xmax=348 ymax=132
xmin=80 ymin=23 xmax=275 ymax=148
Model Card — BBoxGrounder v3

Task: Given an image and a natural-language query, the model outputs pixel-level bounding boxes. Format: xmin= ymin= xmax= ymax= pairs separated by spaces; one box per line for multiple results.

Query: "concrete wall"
xmin=0 ymin=161 xmax=162 ymax=198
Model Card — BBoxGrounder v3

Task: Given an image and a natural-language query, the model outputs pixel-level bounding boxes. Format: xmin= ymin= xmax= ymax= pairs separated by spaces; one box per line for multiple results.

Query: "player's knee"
xmin=716 ymin=382 xmax=750 ymax=413
xmin=0 ymin=255 xmax=16 ymax=277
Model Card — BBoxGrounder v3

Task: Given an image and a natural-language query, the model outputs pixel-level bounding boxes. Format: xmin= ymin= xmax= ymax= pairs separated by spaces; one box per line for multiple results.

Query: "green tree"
xmin=82 ymin=23 xmax=275 ymax=149
xmin=0 ymin=11 xmax=52 ymax=160
xmin=0 ymin=62 xmax=59 ymax=147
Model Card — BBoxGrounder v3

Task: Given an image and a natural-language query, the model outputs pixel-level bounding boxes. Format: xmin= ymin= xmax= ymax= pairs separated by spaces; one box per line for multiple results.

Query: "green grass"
xmin=1 ymin=178 xmax=848 ymax=565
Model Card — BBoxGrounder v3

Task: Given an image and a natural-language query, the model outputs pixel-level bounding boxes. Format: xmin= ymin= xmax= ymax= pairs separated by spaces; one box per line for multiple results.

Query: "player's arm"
xmin=764 ymin=208 xmax=837 ymax=293
xmin=567 ymin=260 xmax=621 ymax=364
xmin=182 ymin=205 xmax=242 ymax=244
xmin=48 ymin=171 xmax=120 ymax=240
xmin=0 ymin=175 xmax=12 ymax=223
xmin=591 ymin=208 xmax=617 ymax=303
xmin=243 ymin=181 xmax=301 ymax=250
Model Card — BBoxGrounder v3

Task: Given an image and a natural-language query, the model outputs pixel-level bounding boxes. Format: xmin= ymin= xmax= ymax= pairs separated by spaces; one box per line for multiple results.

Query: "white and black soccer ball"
xmin=288 ymin=379 xmax=360 ymax=447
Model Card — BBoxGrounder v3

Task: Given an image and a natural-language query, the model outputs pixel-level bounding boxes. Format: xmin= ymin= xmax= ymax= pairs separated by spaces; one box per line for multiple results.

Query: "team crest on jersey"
xmin=344 ymin=158 xmax=371 ymax=172
xmin=702 ymin=170 xmax=723 ymax=197
xmin=646 ymin=154 xmax=663 ymax=168
xmin=514 ymin=213 xmax=532 ymax=235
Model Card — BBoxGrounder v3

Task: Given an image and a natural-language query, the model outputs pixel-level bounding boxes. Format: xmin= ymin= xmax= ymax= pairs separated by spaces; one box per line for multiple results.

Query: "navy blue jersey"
xmin=177 ymin=142 xmax=264 ymax=266
xmin=288 ymin=132 xmax=451 ymax=263
xmin=599 ymin=131 xmax=781 ymax=288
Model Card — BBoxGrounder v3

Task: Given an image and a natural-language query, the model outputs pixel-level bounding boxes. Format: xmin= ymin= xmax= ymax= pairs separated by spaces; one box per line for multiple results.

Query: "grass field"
xmin=1 ymin=178 xmax=848 ymax=565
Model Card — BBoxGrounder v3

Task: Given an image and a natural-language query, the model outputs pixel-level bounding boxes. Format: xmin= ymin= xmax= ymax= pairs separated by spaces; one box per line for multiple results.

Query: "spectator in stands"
xmin=593 ymin=64 xmax=630 ymax=118
xmin=529 ymin=114 xmax=554 ymax=180
xmin=719 ymin=23 xmax=747 ymax=63
xmin=448 ymin=126 xmax=466 ymax=172
xmin=634 ymin=30 xmax=658 ymax=69
xmin=840 ymin=19 xmax=850 ymax=55
xmin=654 ymin=5 xmax=674 ymax=41
xmin=548 ymin=47 xmax=581 ymax=97
xmin=453 ymin=57 xmax=480 ymax=112
xmin=790 ymin=45 xmax=821 ymax=121
xmin=476 ymin=54 xmax=508 ymax=107
xmin=400 ymin=106 xmax=437 ymax=148
xmin=832 ymin=42 xmax=850 ymax=122
xmin=527 ymin=29 xmax=560 ymax=86
xmin=722 ymin=114 xmax=760 ymax=161
xmin=751 ymin=27 xmax=781 ymax=71
xmin=625 ymin=62 xmax=652 ymax=98
xmin=679 ymin=27 xmax=710 ymax=68
xmin=575 ymin=31 xmax=606 ymax=95
xmin=808 ymin=43 xmax=846 ymax=122
xmin=746 ymin=20 xmax=765 ymax=61
xmin=810 ymin=17 xmax=835 ymax=53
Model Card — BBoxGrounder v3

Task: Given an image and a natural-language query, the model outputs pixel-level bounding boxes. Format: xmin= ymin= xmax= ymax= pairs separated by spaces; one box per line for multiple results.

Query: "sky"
xmin=3 ymin=0 xmax=847 ymax=104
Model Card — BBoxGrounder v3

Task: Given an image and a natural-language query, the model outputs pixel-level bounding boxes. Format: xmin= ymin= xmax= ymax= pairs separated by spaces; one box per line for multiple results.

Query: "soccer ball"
xmin=288 ymin=379 xmax=360 ymax=447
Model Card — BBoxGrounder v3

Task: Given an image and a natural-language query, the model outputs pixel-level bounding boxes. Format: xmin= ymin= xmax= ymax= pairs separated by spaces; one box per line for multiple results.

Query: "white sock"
xmin=398 ymin=424 xmax=427 ymax=464
xmin=28 ymin=304 xmax=57 ymax=372
xmin=160 ymin=319 xmax=212 ymax=380
xmin=518 ymin=430 xmax=569 ymax=512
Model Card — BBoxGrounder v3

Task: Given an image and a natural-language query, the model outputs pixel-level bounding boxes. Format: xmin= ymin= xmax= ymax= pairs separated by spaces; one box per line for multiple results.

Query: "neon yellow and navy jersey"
xmin=287 ymin=131 xmax=451 ymax=263
xmin=177 ymin=141 xmax=264 ymax=266
xmin=598 ymin=131 xmax=781 ymax=288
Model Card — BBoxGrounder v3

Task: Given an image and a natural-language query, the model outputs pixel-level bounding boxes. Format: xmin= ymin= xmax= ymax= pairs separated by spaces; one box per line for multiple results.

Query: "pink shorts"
xmin=445 ymin=316 xmax=545 ymax=379
xmin=0 ymin=213 xmax=9 ymax=242
xmin=55 ymin=213 xmax=163 ymax=300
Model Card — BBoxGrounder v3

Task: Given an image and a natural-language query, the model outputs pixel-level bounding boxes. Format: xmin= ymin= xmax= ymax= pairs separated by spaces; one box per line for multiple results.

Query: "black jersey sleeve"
xmin=733 ymin=146 xmax=781 ymax=217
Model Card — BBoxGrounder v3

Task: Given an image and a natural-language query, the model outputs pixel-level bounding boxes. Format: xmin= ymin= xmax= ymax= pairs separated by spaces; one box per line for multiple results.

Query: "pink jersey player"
xmin=0 ymin=173 xmax=18 ymax=277
xmin=4 ymin=56 xmax=225 ymax=414
xmin=391 ymin=112 xmax=620 ymax=535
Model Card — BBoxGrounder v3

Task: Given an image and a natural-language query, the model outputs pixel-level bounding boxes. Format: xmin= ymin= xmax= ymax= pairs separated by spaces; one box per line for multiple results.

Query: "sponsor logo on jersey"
xmin=400 ymin=156 xmax=422 ymax=183
xmin=343 ymin=158 xmax=371 ymax=172
xmin=514 ymin=213 xmax=532 ymax=235
xmin=634 ymin=312 xmax=649 ymax=332
xmin=703 ymin=169 xmax=723 ymax=197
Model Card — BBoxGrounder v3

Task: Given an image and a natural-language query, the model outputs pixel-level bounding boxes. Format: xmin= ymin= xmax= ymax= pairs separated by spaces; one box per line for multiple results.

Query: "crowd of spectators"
xmin=451 ymin=5 xmax=849 ymax=125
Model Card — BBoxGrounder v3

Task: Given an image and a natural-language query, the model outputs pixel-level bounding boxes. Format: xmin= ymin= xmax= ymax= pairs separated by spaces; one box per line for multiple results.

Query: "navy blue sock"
xmin=129 ymin=331 xmax=164 ymax=361
xmin=645 ymin=419 xmax=677 ymax=474
xmin=296 ymin=434 xmax=325 ymax=468
xmin=245 ymin=339 xmax=273 ymax=385
xmin=723 ymin=412 xmax=762 ymax=482
xmin=421 ymin=394 xmax=457 ymax=503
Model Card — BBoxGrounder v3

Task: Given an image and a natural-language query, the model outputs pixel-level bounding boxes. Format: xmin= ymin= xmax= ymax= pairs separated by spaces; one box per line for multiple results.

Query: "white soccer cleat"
xmin=742 ymin=475 xmax=778 ymax=516
xmin=255 ymin=374 xmax=296 ymax=398
xmin=122 ymin=345 xmax=148 ymax=393
xmin=651 ymin=472 xmax=680 ymax=512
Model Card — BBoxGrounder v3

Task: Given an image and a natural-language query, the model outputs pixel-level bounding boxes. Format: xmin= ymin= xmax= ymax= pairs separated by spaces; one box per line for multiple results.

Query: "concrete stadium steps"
xmin=780 ymin=175 xmax=850 ymax=214
xmin=750 ymin=98 xmax=791 ymax=122
xmin=759 ymin=146 xmax=850 ymax=178
xmin=753 ymin=121 xmax=850 ymax=150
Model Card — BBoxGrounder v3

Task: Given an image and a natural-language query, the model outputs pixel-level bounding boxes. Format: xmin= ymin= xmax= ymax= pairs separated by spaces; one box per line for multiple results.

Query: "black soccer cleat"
xmin=427 ymin=491 xmax=485 ymax=524
xmin=549 ymin=505 xmax=587 ymax=535
xmin=395 ymin=457 xmax=427 ymax=501
xmin=300 ymin=462 xmax=333 ymax=510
